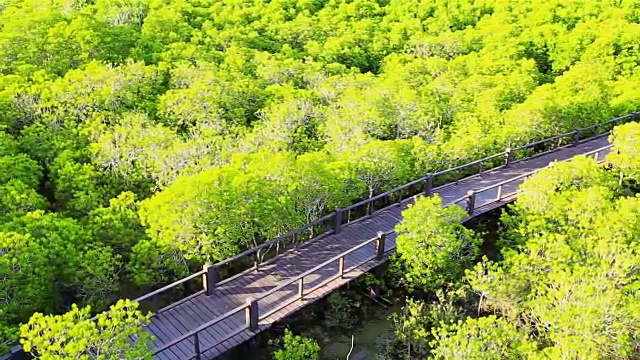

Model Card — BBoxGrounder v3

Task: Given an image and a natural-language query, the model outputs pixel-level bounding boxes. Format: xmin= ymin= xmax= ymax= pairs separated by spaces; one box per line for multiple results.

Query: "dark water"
xmin=218 ymin=288 xmax=401 ymax=360
xmin=319 ymin=303 xmax=400 ymax=359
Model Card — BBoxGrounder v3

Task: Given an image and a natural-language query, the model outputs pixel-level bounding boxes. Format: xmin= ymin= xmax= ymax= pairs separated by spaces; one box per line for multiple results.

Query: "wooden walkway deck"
xmin=148 ymin=136 xmax=611 ymax=360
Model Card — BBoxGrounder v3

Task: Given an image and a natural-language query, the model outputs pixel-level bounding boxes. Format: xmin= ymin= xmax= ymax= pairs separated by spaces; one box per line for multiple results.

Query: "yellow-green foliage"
xmin=395 ymin=195 xmax=481 ymax=291
xmin=0 ymin=0 xmax=638 ymax=353
xmin=20 ymin=300 xmax=154 ymax=360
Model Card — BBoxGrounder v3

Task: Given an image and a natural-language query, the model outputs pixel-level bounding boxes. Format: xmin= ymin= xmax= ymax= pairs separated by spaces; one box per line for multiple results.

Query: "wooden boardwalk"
xmin=148 ymin=136 xmax=611 ymax=360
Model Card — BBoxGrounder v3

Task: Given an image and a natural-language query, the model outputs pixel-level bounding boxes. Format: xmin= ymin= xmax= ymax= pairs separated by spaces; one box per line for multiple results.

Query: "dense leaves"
xmin=395 ymin=195 xmax=481 ymax=291
xmin=20 ymin=300 xmax=153 ymax=360
xmin=0 ymin=0 xmax=639 ymax=354
xmin=380 ymin=122 xmax=640 ymax=359
xmin=273 ymin=330 xmax=320 ymax=360
xmin=608 ymin=122 xmax=640 ymax=184
xmin=0 ymin=232 xmax=57 ymax=336
xmin=431 ymin=316 xmax=538 ymax=360
xmin=465 ymin=154 xmax=640 ymax=358
xmin=0 ymin=154 xmax=42 ymax=189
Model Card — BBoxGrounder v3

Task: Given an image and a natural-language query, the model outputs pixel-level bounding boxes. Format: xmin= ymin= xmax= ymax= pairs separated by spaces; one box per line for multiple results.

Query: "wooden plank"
xmin=155 ymin=348 xmax=183 ymax=360
xmin=156 ymin=312 xmax=187 ymax=339
xmin=180 ymin=300 xmax=222 ymax=349
xmin=154 ymin=331 xmax=193 ymax=359
xmin=161 ymin=302 xmax=212 ymax=355
xmin=152 ymin=312 xmax=194 ymax=359
xmin=151 ymin=340 xmax=183 ymax=360
xmin=191 ymin=297 xmax=238 ymax=337
xmin=339 ymin=222 xmax=376 ymax=239
xmin=384 ymin=206 xmax=405 ymax=221
xmin=148 ymin=321 xmax=178 ymax=345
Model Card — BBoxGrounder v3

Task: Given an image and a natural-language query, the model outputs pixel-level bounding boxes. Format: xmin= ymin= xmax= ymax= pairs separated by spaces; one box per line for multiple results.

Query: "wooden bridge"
xmin=133 ymin=114 xmax=638 ymax=360
xmin=3 ymin=115 xmax=634 ymax=360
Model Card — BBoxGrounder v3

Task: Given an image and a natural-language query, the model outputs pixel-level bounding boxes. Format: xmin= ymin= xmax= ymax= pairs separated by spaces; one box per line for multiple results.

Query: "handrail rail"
xmin=153 ymin=304 xmax=247 ymax=355
xmin=150 ymin=143 xmax=616 ymax=359
xmin=343 ymin=148 xmax=514 ymax=212
xmin=131 ymin=112 xmax=637 ymax=315
xmin=450 ymin=144 xmax=613 ymax=208
xmin=511 ymin=130 xmax=574 ymax=151
xmin=215 ymin=212 xmax=335 ymax=268
xmin=435 ymin=151 xmax=507 ymax=176
xmin=344 ymin=177 xmax=426 ymax=211
xmin=478 ymin=144 xmax=612 ymax=194
xmin=343 ymin=151 xmax=510 ymax=212
xmin=153 ymin=230 xmax=392 ymax=357
xmin=255 ymin=232 xmax=387 ymax=301
xmin=132 ymin=270 xmax=206 ymax=304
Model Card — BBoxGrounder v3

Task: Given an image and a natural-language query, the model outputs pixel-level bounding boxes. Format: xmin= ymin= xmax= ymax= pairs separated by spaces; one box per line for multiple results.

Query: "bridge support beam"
xmin=203 ymin=264 xmax=218 ymax=296
xmin=369 ymin=266 xmax=384 ymax=298
xmin=193 ymin=332 xmax=201 ymax=360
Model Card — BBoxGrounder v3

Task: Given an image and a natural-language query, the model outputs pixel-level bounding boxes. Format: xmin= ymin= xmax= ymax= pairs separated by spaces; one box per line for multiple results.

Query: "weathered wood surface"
xmin=149 ymin=136 xmax=611 ymax=360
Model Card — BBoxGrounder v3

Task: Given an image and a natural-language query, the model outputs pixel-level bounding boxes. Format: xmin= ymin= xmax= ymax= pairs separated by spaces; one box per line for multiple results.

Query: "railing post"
xmin=246 ymin=298 xmax=259 ymax=332
xmin=339 ymin=257 xmax=345 ymax=279
xmin=572 ymin=130 xmax=580 ymax=146
xmin=193 ymin=332 xmax=201 ymax=360
xmin=466 ymin=190 xmax=476 ymax=216
xmin=203 ymin=264 xmax=217 ymax=296
xmin=423 ymin=173 xmax=434 ymax=196
xmin=334 ymin=208 xmax=343 ymax=234
xmin=254 ymin=250 xmax=260 ymax=272
xmin=504 ymin=147 xmax=512 ymax=168
xmin=593 ymin=151 xmax=599 ymax=162
xmin=152 ymin=294 xmax=159 ymax=311
xmin=298 ymin=278 xmax=304 ymax=299
xmin=376 ymin=231 xmax=386 ymax=260
xmin=496 ymin=184 xmax=503 ymax=201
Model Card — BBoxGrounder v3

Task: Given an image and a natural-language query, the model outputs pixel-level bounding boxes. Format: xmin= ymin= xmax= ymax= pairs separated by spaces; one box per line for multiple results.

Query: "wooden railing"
xmin=152 ymin=143 xmax=614 ymax=359
xmin=153 ymin=231 xmax=391 ymax=360
xmin=450 ymin=145 xmax=612 ymax=215
xmin=131 ymin=112 xmax=637 ymax=315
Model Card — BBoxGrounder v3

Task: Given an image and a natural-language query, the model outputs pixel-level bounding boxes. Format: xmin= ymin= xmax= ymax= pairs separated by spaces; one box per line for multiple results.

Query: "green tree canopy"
xmin=20 ymin=300 xmax=154 ymax=360
xmin=273 ymin=329 xmax=320 ymax=360
xmin=395 ymin=195 xmax=481 ymax=291
xmin=608 ymin=121 xmax=640 ymax=184
xmin=431 ymin=316 xmax=538 ymax=360
xmin=1 ymin=0 xmax=640 ymax=353
xmin=466 ymin=150 xmax=640 ymax=359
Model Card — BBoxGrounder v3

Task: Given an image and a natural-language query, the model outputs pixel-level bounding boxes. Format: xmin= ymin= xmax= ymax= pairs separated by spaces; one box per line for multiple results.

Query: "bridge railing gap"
xmin=126 ymin=112 xmax=636 ymax=317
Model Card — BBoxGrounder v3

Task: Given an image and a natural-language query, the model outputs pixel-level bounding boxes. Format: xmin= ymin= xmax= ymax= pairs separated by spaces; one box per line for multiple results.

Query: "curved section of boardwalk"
xmin=149 ymin=136 xmax=611 ymax=360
